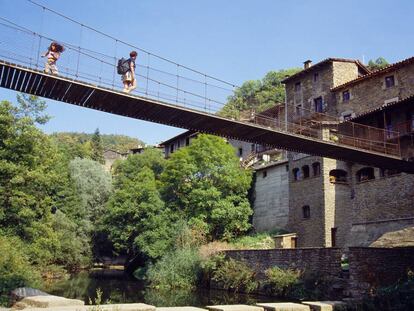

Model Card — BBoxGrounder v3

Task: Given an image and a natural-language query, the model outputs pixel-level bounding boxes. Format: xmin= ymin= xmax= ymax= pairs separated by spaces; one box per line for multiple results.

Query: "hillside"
xmin=51 ymin=132 xmax=145 ymax=153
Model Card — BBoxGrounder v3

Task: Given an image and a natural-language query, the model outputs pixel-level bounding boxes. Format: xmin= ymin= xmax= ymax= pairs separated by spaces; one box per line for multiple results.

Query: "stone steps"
xmin=156 ymin=308 xmax=207 ymax=311
xmin=206 ymin=305 xmax=264 ymax=311
xmin=256 ymin=302 xmax=310 ymax=311
xmin=9 ymin=295 xmax=349 ymax=311
xmin=17 ymin=305 xmax=155 ymax=311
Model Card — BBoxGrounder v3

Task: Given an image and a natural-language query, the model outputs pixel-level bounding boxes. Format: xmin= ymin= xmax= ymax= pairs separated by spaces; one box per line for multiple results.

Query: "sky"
xmin=1 ymin=0 xmax=414 ymax=145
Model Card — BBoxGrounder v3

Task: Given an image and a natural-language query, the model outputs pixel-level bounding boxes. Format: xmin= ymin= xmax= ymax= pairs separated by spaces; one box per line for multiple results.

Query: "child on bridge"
xmin=42 ymin=42 xmax=64 ymax=75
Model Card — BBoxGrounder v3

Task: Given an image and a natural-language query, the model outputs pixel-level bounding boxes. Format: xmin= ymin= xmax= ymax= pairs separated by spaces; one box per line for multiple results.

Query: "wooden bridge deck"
xmin=1 ymin=60 xmax=414 ymax=173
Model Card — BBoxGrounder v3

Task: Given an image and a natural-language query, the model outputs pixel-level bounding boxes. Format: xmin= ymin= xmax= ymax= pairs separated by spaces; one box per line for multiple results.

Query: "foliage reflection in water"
xmin=42 ymin=270 xmax=278 ymax=307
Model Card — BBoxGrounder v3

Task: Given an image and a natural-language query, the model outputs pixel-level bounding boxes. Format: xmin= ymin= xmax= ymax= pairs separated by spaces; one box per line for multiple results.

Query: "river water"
xmin=42 ymin=270 xmax=278 ymax=308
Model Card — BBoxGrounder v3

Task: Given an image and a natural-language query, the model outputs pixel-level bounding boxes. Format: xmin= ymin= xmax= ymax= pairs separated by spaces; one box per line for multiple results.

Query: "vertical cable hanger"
xmin=35 ymin=6 xmax=45 ymax=69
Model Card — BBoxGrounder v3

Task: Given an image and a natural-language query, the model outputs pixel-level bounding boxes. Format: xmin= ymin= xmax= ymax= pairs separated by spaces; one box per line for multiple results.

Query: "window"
xmin=293 ymin=168 xmax=300 ymax=181
xmin=170 ymin=144 xmax=174 ymax=154
xmin=302 ymin=205 xmax=310 ymax=219
xmin=312 ymin=162 xmax=321 ymax=176
xmin=177 ymin=140 xmax=181 ymax=148
xmin=342 ymin=90 xmax=350 ymax=102
xmin=263 ymin=171 xmax=267 ymax=178
xmin=313 ymin=73 xmax=319 ymax=82
xmin=314 ymin=97 xmax=323 ymax=113
xmin=302 ymin=165 xmax=310 ymax=179
xmin=295 ymin=82 xmax=301 ymax=92
xmin=329 ymin=169 xmax=348 ymax=183
xmin=385 ymin=75 xmax=395 ymax=88
xmin=379 ymin=168 xmax=386 ymax=178
xmin=286 ymin=165 xmax=289 ymax=172
xmin=356 ymin=167 xmax=375 ymax=182
xmin=186 ymin=137 xmax=190 ymax=146
xmin=331 ymin=228 xmax=337 ymax=247
xmin=291 ymin=237 xmax=297 ymax=248
xmin=238 ymin=148 xmax=243 ymax=157
xmin=251 ymin=144 xmax=255 ymax=152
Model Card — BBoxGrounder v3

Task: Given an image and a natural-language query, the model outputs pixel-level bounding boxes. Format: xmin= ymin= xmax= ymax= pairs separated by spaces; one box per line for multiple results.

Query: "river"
xmin=42 ymin=270 xmax=278 ymax=308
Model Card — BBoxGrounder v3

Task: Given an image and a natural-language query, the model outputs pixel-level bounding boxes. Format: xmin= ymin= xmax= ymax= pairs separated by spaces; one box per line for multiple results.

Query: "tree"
xmin=0 ymin=98 xmax=91 ymax=271
xmin=51 ymin=132 xmax=144 ymax=156
xmin=104 ymin=167 xmax=172 ymax=260
xmin=91 ymin=128 xmax=105 ymax=164
xmin=69 ymin=158 xmax=112 ymax=222
xmin=218 ymin=68 xmax=300 ymax=119
xmin=112 ymin=148 xmax=166 ymax=187
xmin=161 ymin=134 xmax=253 ymax=240
xmin=367 ymin=57 xmax=389 ymax=71
xmin=15 ymin=94 xmax=51 ymax=125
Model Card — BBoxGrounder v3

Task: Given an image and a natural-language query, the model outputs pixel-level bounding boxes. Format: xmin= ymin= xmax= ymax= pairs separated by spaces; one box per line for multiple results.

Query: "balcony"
xmin=386 ymin=120 xmax=414 ymax=139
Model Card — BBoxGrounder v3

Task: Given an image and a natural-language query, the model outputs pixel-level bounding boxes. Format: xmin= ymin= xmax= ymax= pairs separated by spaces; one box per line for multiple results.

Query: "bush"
xmin=0 ymin=236 xmax=41 ymax=306
xmin=351 ymin=270 xmax=414 ymax=311
xmin=264 ymin=266 xmax=301 ymax=297
xmin=230 ymin=233 xmax=275 ymax=249
xmin=146 ymin=248 xmax=201 ymax=290
xmin=212 ymin=258 xmax=258 ymax=293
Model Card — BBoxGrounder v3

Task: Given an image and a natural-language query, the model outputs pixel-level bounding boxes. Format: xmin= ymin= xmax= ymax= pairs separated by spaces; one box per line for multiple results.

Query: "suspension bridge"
xmin=1 ymin=1 xmax=414 ymax=173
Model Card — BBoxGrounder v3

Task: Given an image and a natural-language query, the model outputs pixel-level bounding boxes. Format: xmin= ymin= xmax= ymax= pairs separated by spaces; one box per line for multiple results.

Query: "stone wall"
xmin=253 ymin=161 xmax=289 ymax=231
xmin=333 ymin=61 xmax=414 ymax=117
xmin=225 ymin=248 xmax=343 ymax=279
xmin=348 ymin=247 xmax=414 ymax=298
xmin=350 ymin=217 xmax=414 ymax=247
xmin=332 ymin=62 xmax=361 ymax=88
xmin=323 ymin=159 xmax=353 ymax=248
xmin=285 ymin=63 xmax=334 ymax=120
xmin=288 ymin=156 xmax=326 ymax=247
xmin=350 ymin=166 xmax=414 ymax=224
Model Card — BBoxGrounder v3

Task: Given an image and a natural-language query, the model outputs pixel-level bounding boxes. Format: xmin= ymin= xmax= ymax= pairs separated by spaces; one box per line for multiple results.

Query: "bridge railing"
xmin=250 ymin=107 xmax=401 ymax=156
xmin=0 ymin=14 xmax=234 ymax=114
xmin=0 ymin=6 xmax=403 ymax=158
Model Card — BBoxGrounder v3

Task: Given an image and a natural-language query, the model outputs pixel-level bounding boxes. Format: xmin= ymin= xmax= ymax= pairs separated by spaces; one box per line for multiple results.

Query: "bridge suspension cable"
xmin=0 ymin=3 xmax=404 ymax=159
xmin=26 ymin=0 xmax=238 ymax=89
xmin=0 ymin=16 xmax=228 ymax=111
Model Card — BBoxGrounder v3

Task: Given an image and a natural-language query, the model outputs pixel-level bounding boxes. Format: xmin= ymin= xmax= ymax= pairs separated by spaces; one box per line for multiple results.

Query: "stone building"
xmin=283 ymin=56 xmax=414 ymax=248
xmin=252 ymin=160 xmax=290 ymax=232
xmin=103 ymin=149 xmax=128 ymax=171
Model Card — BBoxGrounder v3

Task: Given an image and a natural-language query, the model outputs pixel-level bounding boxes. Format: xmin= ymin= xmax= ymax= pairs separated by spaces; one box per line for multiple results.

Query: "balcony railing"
xmin=386 ymin=120 xmax=414 ymax=138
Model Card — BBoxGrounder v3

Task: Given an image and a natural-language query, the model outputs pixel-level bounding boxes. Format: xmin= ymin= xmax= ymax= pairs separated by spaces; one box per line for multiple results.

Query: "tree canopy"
xmin=218 ymin=68 xmax=300 ymax=119
xmin=367 ymin=57 xmax=389 ymax=71
xmin=161 ymin=134 xmax=253 ymax=240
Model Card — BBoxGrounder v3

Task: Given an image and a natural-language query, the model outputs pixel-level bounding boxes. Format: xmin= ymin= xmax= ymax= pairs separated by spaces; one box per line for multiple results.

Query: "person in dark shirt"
xmin=122 ymin=51 xmax=137 ymax=93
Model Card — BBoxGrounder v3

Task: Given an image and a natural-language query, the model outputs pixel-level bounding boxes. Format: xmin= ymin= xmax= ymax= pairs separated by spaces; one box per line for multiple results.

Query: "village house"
xmin=283 ymin=56 xmax=414 ymax=248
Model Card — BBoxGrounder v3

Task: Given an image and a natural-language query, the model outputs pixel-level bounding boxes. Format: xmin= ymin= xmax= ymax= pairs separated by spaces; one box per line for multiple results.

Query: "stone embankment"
xmin=6 ymin=294 xmax=349 ymax=311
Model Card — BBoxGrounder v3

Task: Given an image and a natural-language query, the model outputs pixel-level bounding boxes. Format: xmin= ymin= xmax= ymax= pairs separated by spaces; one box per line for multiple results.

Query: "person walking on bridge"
xmin=121 ymin=51 xmax=137 ymax=93
xmin=41 ymin=42 xmax=64 ymax=75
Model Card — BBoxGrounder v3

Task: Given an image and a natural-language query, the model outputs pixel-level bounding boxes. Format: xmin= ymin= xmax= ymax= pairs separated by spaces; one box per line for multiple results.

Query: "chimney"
xmin=304 ymin=60 xmax=312 ymax=69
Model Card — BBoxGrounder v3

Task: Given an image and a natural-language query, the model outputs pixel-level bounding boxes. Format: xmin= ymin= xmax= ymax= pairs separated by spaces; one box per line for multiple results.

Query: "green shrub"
xmin=146 ymin=248 xmax=201 ymax=290
xmin=212 ymin=258 xmax=258 ymax=293
xmin=199 ymin=253 xmax=226 ymax=286
xmin=264 ymin=266 xmax=301 ymax=297
xmin=0 ymin=236 xmax=41 ymax=306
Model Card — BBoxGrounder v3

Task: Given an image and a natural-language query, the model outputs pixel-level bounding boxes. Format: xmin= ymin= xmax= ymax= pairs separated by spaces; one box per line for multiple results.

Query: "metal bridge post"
xmin=145 ymin=53 xmax=150 ymax=96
